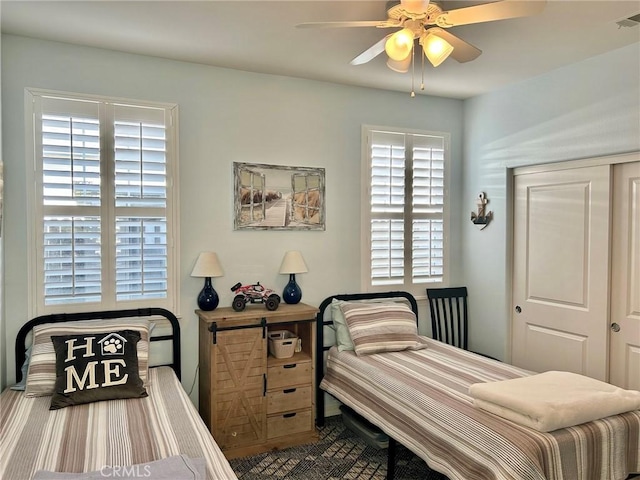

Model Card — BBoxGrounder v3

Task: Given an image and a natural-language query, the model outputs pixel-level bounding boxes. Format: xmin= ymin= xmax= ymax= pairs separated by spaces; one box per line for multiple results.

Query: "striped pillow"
xmin=25 ymin=319 xmax=151 ymax=397
xmin=340 ymin=303 xmax=427 ymax=356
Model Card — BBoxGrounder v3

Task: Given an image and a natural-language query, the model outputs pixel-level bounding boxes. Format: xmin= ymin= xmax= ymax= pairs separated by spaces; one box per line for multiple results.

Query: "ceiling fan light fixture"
xmin=386 ymin=55 xmax=412 ymax=73
xmin=399 ymin=0 xmax=431 ymax=15
xmin=421 ymin=31 xmax=454 ymax=67
xmin=385 ymin=27 xmax=414 ymax=61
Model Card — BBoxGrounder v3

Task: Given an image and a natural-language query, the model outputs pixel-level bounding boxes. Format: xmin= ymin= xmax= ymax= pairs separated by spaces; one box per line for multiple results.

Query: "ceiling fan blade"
xmin=427 ymin=28 xmax=481 ymax=63
xmin=436 ymin=0 xmax=546 ymax=28
xmin=350 ymin=35 xmax=390 ymax=65
xmin=296 ymin=20 xmax=398 ymax=29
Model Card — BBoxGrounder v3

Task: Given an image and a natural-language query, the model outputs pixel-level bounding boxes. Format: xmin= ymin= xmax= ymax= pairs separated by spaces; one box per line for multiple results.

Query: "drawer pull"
xmin=283 ymin=364 xmax=297 ymax=369
xmin=283 ymin=412 xmax=297 ymax=418
xmin=283 ymin=388 xmax=296 ymax=394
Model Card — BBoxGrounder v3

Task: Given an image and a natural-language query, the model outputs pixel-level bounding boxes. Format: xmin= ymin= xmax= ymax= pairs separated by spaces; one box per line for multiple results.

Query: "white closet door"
xmin=610 ymin=161 xmax=640 ymax=389
xmin=512 ymin=165 xmax=611 ymax=380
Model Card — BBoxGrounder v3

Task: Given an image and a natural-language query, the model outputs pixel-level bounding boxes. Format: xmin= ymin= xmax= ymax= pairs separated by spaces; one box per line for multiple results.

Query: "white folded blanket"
xmin=469 ymin=370 xmax=640 ymax=432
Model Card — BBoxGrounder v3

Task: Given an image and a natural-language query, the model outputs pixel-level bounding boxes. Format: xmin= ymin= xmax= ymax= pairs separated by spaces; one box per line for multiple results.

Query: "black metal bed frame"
xmin=314 ymin=291 xmax=419 ymax=480
xmin=15 ymin=307 xmax=181 ymax=382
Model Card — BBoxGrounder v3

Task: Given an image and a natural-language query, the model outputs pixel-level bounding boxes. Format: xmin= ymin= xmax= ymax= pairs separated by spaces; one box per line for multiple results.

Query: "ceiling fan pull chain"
xmin=410 ymin=45 xmax=416 ymax=97
xmin=420 ymin=43 xmax=425 ymax=90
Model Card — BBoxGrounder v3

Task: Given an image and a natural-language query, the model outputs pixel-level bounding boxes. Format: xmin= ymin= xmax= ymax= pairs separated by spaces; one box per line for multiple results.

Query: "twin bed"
xmin=1 ymin=308 xmax=237 ymax=480
xmin=315 ymin=291 xmax=640 ymax=480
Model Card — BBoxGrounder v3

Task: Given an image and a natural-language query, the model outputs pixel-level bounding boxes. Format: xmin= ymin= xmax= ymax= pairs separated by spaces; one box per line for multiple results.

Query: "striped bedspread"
xmin=0 ymin=367 xmax=238 ymax=480
xmin=320 ymin=338 xmax=640 ymax=480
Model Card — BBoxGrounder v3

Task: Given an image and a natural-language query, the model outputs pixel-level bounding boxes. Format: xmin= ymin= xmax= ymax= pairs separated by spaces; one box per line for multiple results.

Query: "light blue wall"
xmin=461 ymin=43 xmax=640 ymax=360
xmin=0 ymin=35 xmax=464 ymax=396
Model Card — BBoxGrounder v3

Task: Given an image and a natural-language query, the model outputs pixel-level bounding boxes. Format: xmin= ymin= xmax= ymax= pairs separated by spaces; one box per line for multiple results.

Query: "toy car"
xmin=230 ymin=282 xmax=281 ymax=312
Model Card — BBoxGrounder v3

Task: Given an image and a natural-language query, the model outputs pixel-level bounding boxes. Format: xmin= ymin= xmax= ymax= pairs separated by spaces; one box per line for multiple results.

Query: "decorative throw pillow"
xmin=10 ymin=345 xmax=32 ymax=391
xmin=49 ymin=330 xmax=147 ymax=410
xmin=332 ymin=298 xmax=416 ymax=352
xmin=331 ymin=299 xmax=355 ymax=352
xmin=340 ymin=302 xmax=427 ymax=356
xmin=25 ymin=318 xmax=151 ymax=397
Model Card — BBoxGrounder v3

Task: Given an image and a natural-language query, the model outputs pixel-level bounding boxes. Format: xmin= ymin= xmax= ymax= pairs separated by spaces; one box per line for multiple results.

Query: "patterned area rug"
xmin=229 ymin=415 xmax=448 ymax=479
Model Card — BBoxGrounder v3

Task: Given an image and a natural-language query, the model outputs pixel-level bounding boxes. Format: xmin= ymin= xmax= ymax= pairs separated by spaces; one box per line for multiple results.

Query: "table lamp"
xmin=191 ymin=252 xmax=224 ymax=311
xmin=279 ymin=250 xmax=308 ymax=304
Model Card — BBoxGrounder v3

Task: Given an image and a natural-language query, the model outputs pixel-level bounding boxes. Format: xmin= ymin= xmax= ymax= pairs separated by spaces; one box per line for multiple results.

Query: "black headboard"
xmin=15 ymin=307 xmax=181 ymax=382
xmin=315 ymin=291 xmax=418 ymax=426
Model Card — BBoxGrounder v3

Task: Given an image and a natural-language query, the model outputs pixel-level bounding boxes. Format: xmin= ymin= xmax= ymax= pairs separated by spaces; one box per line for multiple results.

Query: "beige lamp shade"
xmin=387 ymin=55 xmax=412 ymax=73
xmin=190 ymin=252 xmax=224 ymax=278
xmin=385 ymin=28 xmax=414 ymax=62
xmin=279 ymin=251 xmax=308 ymax=274
xmin=401 ymin=0 xmax=430 ymax=13
xmin=421 ymin=32 xmax=454 ymax=67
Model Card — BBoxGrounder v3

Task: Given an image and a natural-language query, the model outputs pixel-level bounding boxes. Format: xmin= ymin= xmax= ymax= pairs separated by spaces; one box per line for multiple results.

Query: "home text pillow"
xmin=49 ymin=330 xmax=147 ymax=410
xmin=25 ymin=318 xmax=151 ymax=397
xmin=340 ymin=302 xmax=427 ymax=356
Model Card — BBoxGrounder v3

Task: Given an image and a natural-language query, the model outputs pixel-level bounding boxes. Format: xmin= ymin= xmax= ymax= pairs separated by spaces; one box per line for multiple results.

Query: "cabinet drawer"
xmin=267 ymin=385 xmax=311 ymax=415
xmin=267 ymin=409 xmax=312 ymax=439
xmin=267 ymin=361 xmax=311 ymax=389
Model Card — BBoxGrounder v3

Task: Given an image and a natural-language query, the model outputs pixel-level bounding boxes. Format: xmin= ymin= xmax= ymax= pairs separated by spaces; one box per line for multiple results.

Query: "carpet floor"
xmin=228 ymin=415 xmax=448 ymax=479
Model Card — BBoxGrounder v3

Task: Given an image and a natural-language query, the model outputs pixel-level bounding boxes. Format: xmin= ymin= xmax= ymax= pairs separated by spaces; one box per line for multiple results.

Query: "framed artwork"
xmin=233 ymin=162 xmax=325 ymax=230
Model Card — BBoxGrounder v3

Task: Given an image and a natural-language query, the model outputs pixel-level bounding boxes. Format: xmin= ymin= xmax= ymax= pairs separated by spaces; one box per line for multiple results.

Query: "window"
xmin=27 ymin=90 xmax=178 ymax=315
xmin=361 ymin=126 xmax=449 ymax=294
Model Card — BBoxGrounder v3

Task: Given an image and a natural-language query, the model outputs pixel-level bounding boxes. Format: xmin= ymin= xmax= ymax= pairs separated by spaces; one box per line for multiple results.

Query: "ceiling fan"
xmin=297 ymin=0 xmax=546 ymax=89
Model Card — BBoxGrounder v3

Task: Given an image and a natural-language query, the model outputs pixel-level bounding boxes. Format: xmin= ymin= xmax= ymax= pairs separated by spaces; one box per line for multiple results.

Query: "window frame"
xmin=25 ymin=88 xmax=180 ymax=317
xmin=360 ymin=124 xmax=450 ymax=297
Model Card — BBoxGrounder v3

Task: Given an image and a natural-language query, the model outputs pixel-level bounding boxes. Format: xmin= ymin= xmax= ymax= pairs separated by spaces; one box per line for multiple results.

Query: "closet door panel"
xmin=512 ymin=165 xmax=611 ymax=380
xmin=610 ymin=161 xmax=640 ymax=389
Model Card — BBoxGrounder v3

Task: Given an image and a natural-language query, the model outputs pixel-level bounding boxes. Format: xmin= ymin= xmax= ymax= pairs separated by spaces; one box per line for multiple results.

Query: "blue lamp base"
xmin=198 ymin=277 xmax=219 ymax=311
xmin=282 ymin=274 xmax=302 ymax=304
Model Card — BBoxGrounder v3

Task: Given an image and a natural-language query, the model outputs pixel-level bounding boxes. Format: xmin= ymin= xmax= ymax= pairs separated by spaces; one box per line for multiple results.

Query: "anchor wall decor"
xmin=471 ymin=192 xmax=492 ymax=230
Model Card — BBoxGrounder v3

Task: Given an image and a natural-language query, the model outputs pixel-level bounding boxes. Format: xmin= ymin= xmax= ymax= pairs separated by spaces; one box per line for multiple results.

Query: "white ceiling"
xmin=2 ymin=0 xmax=639 ymax=99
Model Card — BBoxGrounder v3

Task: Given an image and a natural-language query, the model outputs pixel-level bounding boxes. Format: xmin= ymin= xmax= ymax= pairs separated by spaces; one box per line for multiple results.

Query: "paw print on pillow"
xmin=98 ymin=333 xmax=128 ymax=356
xmin=103 ymin=338 xmax=122 ymax=354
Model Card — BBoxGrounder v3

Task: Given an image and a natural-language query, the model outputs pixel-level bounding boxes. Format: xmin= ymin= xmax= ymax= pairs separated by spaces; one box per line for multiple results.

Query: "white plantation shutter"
xmin=29 ymin=91 xmax=178 ymax=314
xmin=364 ymin=127 xmax=448 ymax=292
xmin=371 ymin=219 xmax=404 ymax=284
xmin=43 ymin=216 xmax=102 ymax=305
xmin=113 ymin=105 xmax=169 ymax=301
xmin=40 ymin=99 xmax=103 ymax=306
xmin=115 ymin=217 xmax=167 ymax=301
xmin=411 ymin=135 xmax=445 ymax=282
xmin=114 ymin=104 xmax=167 ymax=209
xmin=370 ymin=132 xmax=405 ymax=284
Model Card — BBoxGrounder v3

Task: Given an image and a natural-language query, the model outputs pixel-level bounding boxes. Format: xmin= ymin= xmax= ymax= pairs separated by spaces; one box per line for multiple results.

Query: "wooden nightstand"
xmin=197 ymin=302 xmax=319 ymax=459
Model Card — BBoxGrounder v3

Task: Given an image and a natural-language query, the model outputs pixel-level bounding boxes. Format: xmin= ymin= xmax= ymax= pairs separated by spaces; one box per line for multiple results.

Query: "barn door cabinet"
xmin=197 ymin=303 xmax=319 ymax=459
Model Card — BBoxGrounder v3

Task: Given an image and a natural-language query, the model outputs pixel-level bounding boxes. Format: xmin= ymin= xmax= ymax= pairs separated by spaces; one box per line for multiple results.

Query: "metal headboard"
xmin=15 ymin=307 xmax=181 ymax=382
xmin=315 ymin=291 xmax=418 ymax=427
